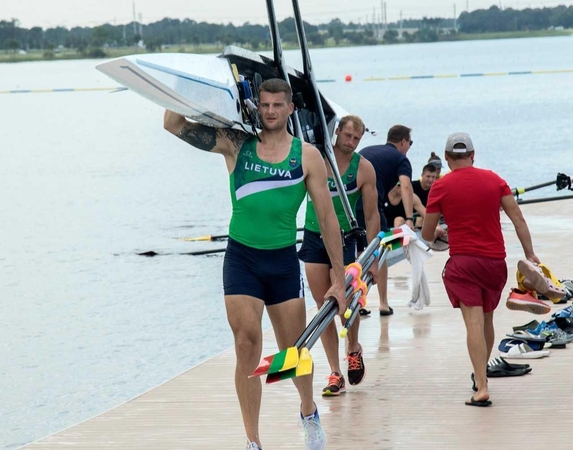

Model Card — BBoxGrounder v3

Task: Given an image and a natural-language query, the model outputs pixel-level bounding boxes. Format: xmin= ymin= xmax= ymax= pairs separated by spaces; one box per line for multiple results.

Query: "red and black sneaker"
xmin=346 ymin=344 xmax=366 ymax=386
xmin=322 ymin=372 xmax=346 ymax=396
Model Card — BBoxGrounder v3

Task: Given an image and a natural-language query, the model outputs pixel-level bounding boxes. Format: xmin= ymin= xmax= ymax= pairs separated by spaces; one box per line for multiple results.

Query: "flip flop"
xmin=465 ymin=396 xmax=492 ymax=407
xmin=498 ymin=338 xmax=546 ymax=352
xmin=500 ymin=343 xmax=550 ymax=359
xmin=485 ymin=357 xmax=531 ymax=377
xmin=359 ymin=308 xmax=371 ymax=316
xmin=379 ymin=307 xmax=394 ymax=316
xmin=494 ymin=356 xmax=531 ymax=369
xmin=505 ymin=333 xmax=547 ymax=345
xmin=486 ymin=365 xmax=530 ymax=377
xmin=470 ymin=373 xmax=490 ymax=392
xmin=512 ymin=320 xmax=540 ymax=332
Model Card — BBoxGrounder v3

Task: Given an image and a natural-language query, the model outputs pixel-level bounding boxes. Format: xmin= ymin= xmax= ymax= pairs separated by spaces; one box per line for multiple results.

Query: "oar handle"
xmin=341 ymin=273 xmax=374 ymax=337
xmin=293 ymin=297 xmax=337 ymax=349
xmin=301 ymin=303 xmax=339 ymax=351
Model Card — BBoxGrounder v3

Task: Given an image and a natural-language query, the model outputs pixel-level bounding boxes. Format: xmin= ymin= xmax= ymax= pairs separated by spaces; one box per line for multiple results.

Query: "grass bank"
xmin=1 ymin=29 xmax=571 ymax=63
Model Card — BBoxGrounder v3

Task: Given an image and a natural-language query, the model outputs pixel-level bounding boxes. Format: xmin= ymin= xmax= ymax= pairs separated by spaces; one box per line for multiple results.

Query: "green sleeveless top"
xmin=228 ymin=136 xmax=306 ymax=249
xmin=304 ymin=152 xmax=361 ymax=233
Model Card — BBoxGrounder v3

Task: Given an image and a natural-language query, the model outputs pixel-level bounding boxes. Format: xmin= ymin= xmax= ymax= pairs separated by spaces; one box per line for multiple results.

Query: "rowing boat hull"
xmin=96 ymin=53 xmax=243 ymax=128
xmin=96 ymin=46 xmax=345 ymax=146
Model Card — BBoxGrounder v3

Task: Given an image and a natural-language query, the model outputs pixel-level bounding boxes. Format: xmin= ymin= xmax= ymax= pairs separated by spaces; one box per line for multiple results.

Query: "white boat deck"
xmin=24 ymin=199 xmax=573 ymax=449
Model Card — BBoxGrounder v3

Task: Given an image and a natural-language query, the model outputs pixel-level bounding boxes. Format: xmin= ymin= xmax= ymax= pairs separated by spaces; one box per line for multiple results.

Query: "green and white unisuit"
xmin=304 ymin=152 xmax=362 ymax=232
xmin=228 ymin=136 xmax=306 ymax=250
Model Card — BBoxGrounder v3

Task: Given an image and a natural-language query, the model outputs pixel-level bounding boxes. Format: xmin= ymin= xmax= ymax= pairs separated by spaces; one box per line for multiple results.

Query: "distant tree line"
xmin=1 ymin=4 xmax=572 ymax=54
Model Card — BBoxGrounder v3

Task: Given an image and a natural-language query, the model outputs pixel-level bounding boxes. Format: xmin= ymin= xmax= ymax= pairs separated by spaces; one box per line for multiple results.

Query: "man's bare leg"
xmin=225 ymin=295 xmax=265 ymax=447
xmin=377 ymin=261 xmax=390 ymax=313
xmin=460 ymin=303 xmax=490 ymax=403
xmin=484 ymin=311 xmax=495 ymax=361
xmin=267 ymin=298 xmax=316 ymax=416
xmin=305 ymin=263 xmax=342 ymax=374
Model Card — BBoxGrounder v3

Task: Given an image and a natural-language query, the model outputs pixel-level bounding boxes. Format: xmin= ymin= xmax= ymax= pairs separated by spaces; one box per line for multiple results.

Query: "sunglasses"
xmin=404 ymin=139 xmax=413 ymax=146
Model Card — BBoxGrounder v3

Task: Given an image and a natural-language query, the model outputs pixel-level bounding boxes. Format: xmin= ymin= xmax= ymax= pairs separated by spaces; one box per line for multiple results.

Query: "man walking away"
xmin=422 ymin=132 xmax=539 ymax=407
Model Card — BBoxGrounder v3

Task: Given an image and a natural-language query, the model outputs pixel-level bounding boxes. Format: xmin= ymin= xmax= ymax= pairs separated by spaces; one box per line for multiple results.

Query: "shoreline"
xmin=1 ymin=30 xmax=570 ymax=64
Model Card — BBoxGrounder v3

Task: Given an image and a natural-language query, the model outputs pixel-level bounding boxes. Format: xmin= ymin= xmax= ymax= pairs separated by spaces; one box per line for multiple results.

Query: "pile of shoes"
xmin=506 ymin=260 xmax=569 ymax=315
xmin=498 ymin=307 xmax=573 ymax=361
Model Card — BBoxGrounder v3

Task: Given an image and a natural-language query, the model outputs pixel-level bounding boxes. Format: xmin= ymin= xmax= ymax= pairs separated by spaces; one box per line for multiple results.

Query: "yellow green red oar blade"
xmin=382 ymin=229 xmax=407 ymax=250
xmin=265 ymin=349 xmax=313 ymax=384
xmin=176 ymin=235 xmax=213 ymax=242
xmin=251 ymin=346 xmax=299 ymax=377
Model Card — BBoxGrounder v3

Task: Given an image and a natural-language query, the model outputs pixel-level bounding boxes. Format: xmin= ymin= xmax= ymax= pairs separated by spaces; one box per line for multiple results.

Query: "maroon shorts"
xmin=442 ymin=255 xmax=508 ymax=313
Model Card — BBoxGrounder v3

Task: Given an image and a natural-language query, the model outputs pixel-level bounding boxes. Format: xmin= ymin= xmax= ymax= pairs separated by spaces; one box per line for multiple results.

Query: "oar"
xmin=512 ymin=173 xmax=572 ymax=197
xmin=178 ymin=227 xmax=305 ymax=242
xmin=340 ymin=271 xmax=374 ymax=339
xmin=265 ymin=0 xmax=303 ymax=138
xmin=517 ymin=194 xmax=573 ymax=205
xmin=264 ymin=230 xmax=408 ymax=384
xmin=251 ymin=297 xmax=338 ymax=379
xmin=265 ymin=302 xmax=339 ymax=384
xmin=290 ymin=0 xmax=358 ymax=231
xmin=253 ymin=229 xmax=407 ymax=382
xmin=138 ymin=248 xmax=227 ymax=257
xmin=139 ymin=239 xmax=304 ymax=257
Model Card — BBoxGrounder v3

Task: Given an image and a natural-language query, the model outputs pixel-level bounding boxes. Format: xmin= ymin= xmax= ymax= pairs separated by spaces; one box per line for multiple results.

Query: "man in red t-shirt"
xmin=422 ymin=132 xmax=539 ymax=407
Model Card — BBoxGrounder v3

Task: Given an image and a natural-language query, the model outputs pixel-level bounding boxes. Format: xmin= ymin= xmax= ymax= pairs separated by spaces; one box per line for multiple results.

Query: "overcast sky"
xmin=3 ymin=0 xmax=572 ymax=29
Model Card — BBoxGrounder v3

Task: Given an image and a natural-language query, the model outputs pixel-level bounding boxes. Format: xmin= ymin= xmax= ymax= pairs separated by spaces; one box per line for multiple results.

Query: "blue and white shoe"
xmin=528 ymin=321 xmax=547 ymax=336
xmin=246 ymin=441 xmax=262 ymax=450
xmin=553 ymin=305 xmax=573 ymax=318
xmin=301 ymin=407 xmax=327 ymax=450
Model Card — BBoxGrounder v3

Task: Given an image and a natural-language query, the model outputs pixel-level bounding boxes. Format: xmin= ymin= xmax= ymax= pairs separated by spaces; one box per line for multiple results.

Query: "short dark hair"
xmin=337 ymin=115 xmax=365 ymax=134
xmin=387 ymin=125 xmax=411 ymax=143
xmin=422 ymin=164 xmax=437 ymax=174
xmin=258 ymin=78 xmax=292 ymax=103
xmin=446 ymin=142 xmax=474 ymax=160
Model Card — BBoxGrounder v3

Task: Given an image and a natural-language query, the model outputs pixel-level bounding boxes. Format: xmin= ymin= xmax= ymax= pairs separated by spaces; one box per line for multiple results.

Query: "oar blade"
xmin=265 ymin=349 xmax=313 ymax=384
xmin=251 ymin=346 xmax=299 ymax=377
xmin=177 ymin=235 xmax=212 ymax=242
xmin=382 ymin=228 xmax=409 ymax=250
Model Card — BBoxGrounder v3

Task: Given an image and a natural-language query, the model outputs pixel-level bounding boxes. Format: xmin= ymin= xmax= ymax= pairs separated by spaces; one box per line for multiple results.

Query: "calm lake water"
xmin=1 ymin=36 xmax=572 ymax=448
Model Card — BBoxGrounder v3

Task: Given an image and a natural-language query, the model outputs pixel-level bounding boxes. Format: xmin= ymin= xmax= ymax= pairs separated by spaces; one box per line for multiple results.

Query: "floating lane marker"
xmin=364 ymin=69 xmax=573 ymax=81
xmin=0 ymin=86 xmax=122 ymax=94
xmin=4 ymin=67 xmax=573 ymax=95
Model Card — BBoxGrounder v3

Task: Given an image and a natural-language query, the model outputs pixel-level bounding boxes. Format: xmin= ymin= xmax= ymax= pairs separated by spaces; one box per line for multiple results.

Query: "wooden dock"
xmin=24 ymin=199 xmax=573 ymax=449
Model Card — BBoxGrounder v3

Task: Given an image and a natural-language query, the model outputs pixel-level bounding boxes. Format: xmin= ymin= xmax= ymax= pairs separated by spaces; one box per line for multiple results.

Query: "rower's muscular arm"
xmin=359 ymin=159 xmax=380 ymax=245
xmin=163 ymin=110 xmax=246 ymax=155
xmin=303 ymin=144 xmax=345 ymax=279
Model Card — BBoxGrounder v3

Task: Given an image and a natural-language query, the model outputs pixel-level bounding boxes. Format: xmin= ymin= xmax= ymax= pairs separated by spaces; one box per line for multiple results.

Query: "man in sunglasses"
xmin=356 ymin=125 xmax=414 ymax=316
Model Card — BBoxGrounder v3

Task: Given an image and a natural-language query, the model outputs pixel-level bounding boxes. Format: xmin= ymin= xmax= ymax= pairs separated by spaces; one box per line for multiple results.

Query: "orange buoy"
xmin=345 ymin=74 xmax=352 ymax=82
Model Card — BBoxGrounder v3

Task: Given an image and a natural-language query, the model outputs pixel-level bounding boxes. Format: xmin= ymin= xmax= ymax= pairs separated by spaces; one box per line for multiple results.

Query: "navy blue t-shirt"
xmin=357 ymin=143 xmax=413 ymax=210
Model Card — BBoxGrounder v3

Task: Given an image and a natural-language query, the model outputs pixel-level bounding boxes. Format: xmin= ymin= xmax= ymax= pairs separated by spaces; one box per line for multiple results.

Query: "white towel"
xmin=398 ymin=225 xmax=433 ymax=311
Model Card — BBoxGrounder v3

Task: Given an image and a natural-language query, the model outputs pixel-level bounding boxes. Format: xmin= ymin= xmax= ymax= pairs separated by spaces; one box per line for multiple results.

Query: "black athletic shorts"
xmin=223 ymin=238 xmax=304 ymax=305
xmin=298 ymin=229 xmax=357 ymax=267
xmin=355 ymin=207 xmax=389 ymax=252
